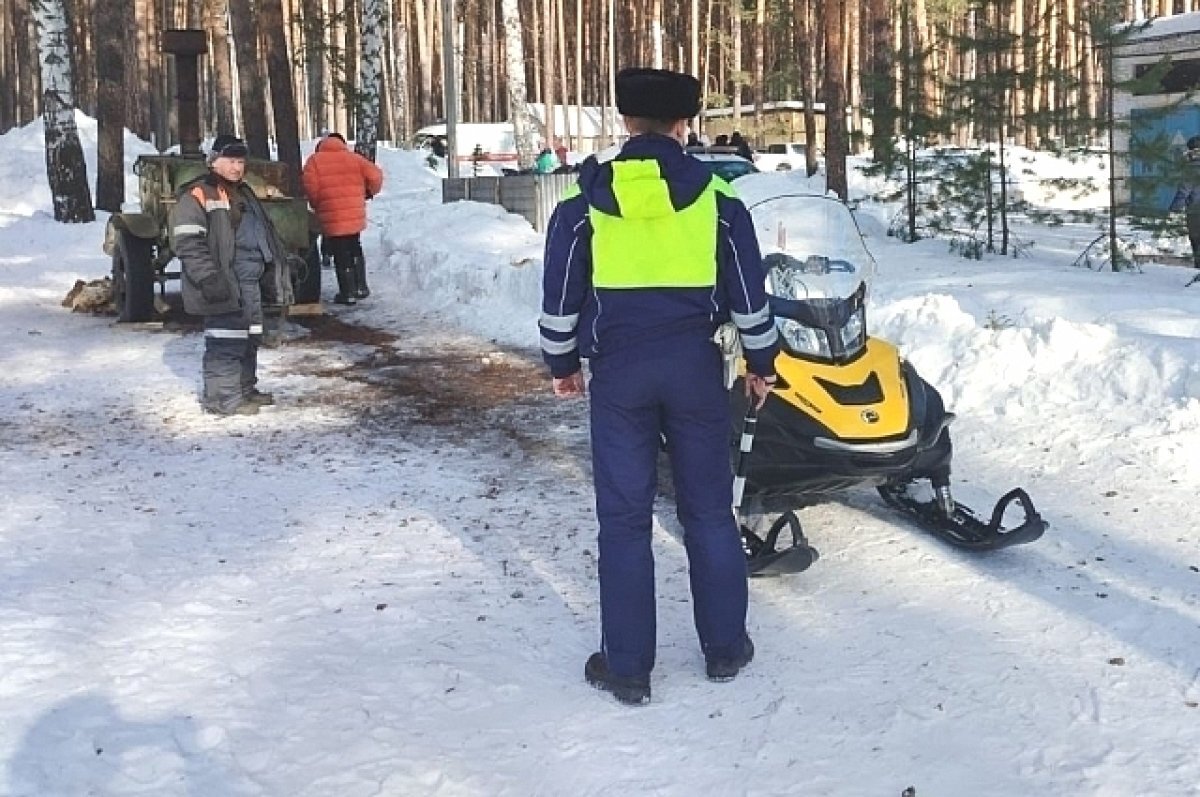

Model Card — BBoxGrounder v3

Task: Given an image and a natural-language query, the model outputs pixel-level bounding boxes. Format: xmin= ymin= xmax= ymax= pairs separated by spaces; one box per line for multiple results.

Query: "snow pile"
xmin=0 ymin=113 xmax=158 ymax=219
xmin=372 ymin=150 xmax=1199 ymax=488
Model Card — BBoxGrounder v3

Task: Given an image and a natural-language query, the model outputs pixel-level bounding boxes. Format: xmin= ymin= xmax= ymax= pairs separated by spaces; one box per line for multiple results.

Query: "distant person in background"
xmin=535 ymin=147 xmax=559 ymax=174
xmin=1170 ymin=134 xmax=1200 ymax=271
xmin=713 ymin=134 xmax=729 ymax=147
xmin=430 ymin=136 xmax=448 ymax=159
xmin=686 ymin=131 xmax=701 ymax=148
xmin=302 ymin=132 xmax=384 ymax=305
xmin=554 ymin=138 xmax=569 ymax=168
xmin=729 ymin=131 xmax=754 ymax=160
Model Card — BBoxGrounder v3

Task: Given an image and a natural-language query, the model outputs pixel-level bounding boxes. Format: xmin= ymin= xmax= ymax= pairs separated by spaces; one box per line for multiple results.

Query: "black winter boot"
xmin=333 ymin=265 xmax=357 ymax=305
xmin=353 ymin=256 xmax=370 ymax=299
xmin=584 ymin=652 xmax=650 ymax=706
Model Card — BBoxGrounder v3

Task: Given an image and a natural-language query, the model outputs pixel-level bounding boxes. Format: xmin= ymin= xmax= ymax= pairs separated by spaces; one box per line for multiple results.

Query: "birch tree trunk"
xmin=651 ymin=0 xmax=663 ymax=68
xmin=356 ymin=0 xmax=384 ymax=160
xmin=94 ymin=0 xmax=126 ymax=212
xmin=33 ymin=0 xmax=94 ymax=222
xmin=501 ymin=0 xmax=535 ymax=166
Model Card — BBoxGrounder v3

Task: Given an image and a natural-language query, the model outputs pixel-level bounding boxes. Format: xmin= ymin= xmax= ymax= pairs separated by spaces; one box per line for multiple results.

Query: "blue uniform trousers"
xmin=588 ymin=334 xmax=749 ymax=678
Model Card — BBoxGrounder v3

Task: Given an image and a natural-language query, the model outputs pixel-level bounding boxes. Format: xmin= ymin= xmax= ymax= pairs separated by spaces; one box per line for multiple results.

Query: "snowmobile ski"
xmin=742 ymin=510 xmax=819 ymax=576
xmin=876 ymin=482 xmax=1046 ymax=551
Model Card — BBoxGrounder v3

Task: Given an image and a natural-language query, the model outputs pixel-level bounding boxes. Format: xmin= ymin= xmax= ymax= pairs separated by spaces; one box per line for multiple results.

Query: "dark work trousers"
xmin=1187 ymin=211 xmax=1200 ymax=268
xmin=322 ymin=234 xmax=364 ymax=269
xmin=587 ymin=334 xmax=749 ymax=679
xmin=202 ymin=232 xmax=267 ymax=413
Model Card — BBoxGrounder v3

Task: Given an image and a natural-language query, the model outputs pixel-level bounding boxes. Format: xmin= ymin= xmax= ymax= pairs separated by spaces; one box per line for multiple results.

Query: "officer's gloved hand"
xmin=199 ymin=275 xmax=231 ymax=304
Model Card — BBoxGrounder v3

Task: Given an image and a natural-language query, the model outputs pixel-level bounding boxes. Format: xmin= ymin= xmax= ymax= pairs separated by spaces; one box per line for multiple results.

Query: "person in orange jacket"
xmin=302 ymin=132 xmax=384 ymax=304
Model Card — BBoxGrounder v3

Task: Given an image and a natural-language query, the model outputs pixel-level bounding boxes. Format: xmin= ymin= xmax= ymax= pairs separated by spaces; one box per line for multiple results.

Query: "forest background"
xmin=2 ymin=0 xmax=1198 ymax=245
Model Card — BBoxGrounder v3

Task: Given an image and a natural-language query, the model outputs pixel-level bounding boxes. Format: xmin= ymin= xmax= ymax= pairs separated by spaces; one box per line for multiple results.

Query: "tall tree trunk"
xmin=846 ymin=0 xmax=862 ymax=153
xmin=868 ymin=0 xmax=894 ymax=154
xmin=0 ymin=1 xmax=13 ymax=130
xmin=392 ymin=15 xmax=410 ymax=140
xmin=94 ymin=0 xmax=126 ymax=212
xmin=796 ymin=0 xmax=818 ymax=175
xmin=69 ymin=0 xmax=95 ymax=114
xmin=541 ymin=0 xmax=556 ymax=147
xmin=260 ymin=0 xmax=301 ymax=191
xmin=555 ymin=0 xmax=569 ymax=148
xmin=501 ymin=0 xmax=535 ymax=166
xmin=413 ymin=0 xmax=434 ymax=123
xmin=690 ymin=0 xmax=699 ymax=78
xmin=574 ymin=0 xmax=583 ymax=149
xmin=228 ymin=0 xmax=270 ymax=156
xmin=824 ymin=0 xmax=847 ymax=199
xmin=343 ymin=0 xmax=358 ymax=136
xmin=657 ymin=0 xmax=667 ymax=67
xmin=356 ymin=0 xmax=383 ymax=160
xmin=205 ymin=0 xmax=236 ymax=135
xmin=731 ymin=0 xmax=742 ymax=130
xmin=753 ymin=0 xmax=764 ymax=144
xmin=34 ymin=0 xmax=94 ymax=222
xmin=302 ymin=0 xmax=325 ymax=134
xmin=15 ymin=0 xmax=40 ymax=126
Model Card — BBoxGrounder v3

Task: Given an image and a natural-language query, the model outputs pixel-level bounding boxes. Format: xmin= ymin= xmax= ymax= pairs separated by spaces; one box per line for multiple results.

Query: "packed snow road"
xmin=2 ymin=282 xmax=1198 ymax=795
xmin=1 ymin=139 xmax=1199 ymax=794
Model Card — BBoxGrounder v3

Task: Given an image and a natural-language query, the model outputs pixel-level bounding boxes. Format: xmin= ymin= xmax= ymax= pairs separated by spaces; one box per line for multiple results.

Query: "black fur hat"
xmin=208 ymin=133 xmax=248 ymax=164
xmin=616 ymin=68 xmax=702 ymax=121
xmin=1188 ymin=135 xmax=1200 ymax=151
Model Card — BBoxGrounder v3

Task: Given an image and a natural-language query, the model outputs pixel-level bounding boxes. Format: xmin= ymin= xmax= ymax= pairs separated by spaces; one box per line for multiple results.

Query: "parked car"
xmin=754 ymin=142 xmax=817 ymax=172
xmin=687 ymin=147 xmax=760 ymax=182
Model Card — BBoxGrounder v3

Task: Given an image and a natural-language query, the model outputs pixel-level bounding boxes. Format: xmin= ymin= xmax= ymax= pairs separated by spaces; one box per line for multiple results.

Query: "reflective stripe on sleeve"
xmin=173 ymin=224 xmax=206 ymax=236
xmin=731 ymin=306 xmax=771 ymax=328
xmin=248 ymin=324 xmax=264 ymax=335
xmin=204 ymin=200 xmax=231 ymax=212
xmin=205 ymin=328 xmax=251 ymax=339
xmin=741 ymin=327 xmax=779 ymax=350
xmin=539 ymin=312 xmax=579 ymax=333
xmin=540 ymin=335 xmax=578 ymax=355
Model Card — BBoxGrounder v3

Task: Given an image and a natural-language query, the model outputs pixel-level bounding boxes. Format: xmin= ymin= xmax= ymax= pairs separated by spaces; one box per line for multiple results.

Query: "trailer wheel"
xmin=291 ymin=237 xmax=322 ymax=305
xmin=112 ymin=230 xmax=156 ymax=322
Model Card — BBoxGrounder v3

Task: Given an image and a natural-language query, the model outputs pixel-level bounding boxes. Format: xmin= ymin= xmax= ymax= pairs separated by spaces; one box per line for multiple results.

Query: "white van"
xmin=412 ymin=123 xmax=521 ymax=167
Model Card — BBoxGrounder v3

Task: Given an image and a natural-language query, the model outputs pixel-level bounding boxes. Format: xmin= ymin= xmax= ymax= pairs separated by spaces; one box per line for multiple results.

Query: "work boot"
xmin=244 ymin=388 xmax=275 ymax=406
xmin=204 ymin=401 xmax=260 ymax=417
xmin=705 ymin=635 xmax=754 ymax=682
xmin=584 ymin=652 xmax=650 ymax=706
xmin=333 ymin=265 xmax=357 ymax=305
xmin=352 ymin=256 xmax=370 ymax=299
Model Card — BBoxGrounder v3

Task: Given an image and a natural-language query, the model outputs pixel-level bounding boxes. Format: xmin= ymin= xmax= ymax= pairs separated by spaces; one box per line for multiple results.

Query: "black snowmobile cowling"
xmin=729 ymin=190 xmax=1046 ymax=575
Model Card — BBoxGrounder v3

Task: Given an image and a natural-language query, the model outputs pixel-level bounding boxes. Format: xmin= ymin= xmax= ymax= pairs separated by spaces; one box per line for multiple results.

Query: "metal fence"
xmin=441 ymin=173 xmax=578 ymax=232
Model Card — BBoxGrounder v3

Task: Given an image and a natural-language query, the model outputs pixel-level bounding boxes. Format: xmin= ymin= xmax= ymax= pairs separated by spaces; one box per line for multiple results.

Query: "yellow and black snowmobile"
xmin=730 ymin=193 xmax=1046 ymax=576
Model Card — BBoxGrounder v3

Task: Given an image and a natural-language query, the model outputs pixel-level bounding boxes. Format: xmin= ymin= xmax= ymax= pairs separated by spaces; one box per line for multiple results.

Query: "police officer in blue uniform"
xmin=540 ymin=67 xmax=780 ymax=706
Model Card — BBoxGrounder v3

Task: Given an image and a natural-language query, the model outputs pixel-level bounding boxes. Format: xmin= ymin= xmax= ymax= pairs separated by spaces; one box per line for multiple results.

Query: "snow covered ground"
xmin=1 ymin=118 xmax=1198 ymax=796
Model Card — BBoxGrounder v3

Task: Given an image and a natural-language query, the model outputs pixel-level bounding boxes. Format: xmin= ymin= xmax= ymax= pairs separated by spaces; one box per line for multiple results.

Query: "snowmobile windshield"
xmin=747 ymin=194 xmax=878 ymax=363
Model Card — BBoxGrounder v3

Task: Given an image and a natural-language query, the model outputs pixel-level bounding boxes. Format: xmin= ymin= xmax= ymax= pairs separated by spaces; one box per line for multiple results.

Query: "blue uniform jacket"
xmin=539 ymin=134 xmax=779 ymax=379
